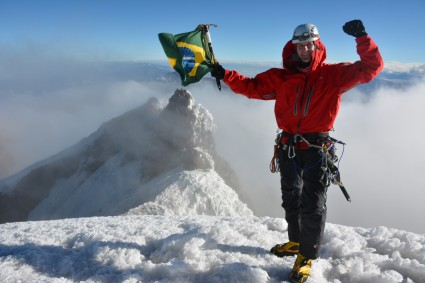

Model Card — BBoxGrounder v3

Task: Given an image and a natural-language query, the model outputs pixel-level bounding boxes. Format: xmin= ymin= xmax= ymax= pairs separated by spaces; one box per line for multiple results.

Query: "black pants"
xmin=279 ymin=146 xmax=328 ymax=259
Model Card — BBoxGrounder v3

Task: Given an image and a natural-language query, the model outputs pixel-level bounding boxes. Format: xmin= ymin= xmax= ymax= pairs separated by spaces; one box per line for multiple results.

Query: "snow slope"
xmin=125 ymin=169 xmax=252 ymax=217
xmin=0 ymin=215 xmax=424 ymax=283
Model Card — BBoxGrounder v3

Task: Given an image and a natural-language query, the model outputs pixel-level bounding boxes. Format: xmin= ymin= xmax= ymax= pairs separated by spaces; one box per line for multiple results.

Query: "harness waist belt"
xmin=280 ymin=131 xmax=329 ymax=144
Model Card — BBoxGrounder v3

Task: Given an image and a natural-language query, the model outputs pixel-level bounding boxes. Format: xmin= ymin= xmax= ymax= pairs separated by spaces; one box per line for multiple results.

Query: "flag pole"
xmin=202 ymin=24 xmax=221 ymax=91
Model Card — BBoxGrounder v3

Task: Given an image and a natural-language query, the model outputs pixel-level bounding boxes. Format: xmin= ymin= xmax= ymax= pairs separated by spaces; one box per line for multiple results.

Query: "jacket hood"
xmin=282 ymin=39 xmax=327 ymax=72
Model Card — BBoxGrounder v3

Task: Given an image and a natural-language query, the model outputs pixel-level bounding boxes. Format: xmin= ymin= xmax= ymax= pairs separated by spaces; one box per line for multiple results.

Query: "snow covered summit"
xmin=0 ymin=89 xmax=251 ymax=223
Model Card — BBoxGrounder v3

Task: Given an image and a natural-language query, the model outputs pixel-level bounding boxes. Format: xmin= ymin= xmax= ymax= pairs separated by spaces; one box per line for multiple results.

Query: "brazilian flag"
xmin=158 ymin=25 xmax=215 ymax=86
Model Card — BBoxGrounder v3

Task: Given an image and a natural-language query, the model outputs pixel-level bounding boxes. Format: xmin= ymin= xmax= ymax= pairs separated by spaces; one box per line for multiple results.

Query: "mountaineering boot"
xmin=270 ymin=241 xmax=299 ymax=257
xmin=289 ymin=253 xmax=313 ymax=283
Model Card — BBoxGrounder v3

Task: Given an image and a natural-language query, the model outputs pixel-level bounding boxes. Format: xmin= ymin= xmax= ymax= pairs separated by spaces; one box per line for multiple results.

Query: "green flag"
xmin=158 ymin=25 xmax=215 ymax=86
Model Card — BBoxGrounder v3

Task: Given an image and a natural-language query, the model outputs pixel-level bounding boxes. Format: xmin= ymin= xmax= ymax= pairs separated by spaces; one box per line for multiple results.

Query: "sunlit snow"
xmin=1 ymin=215 xmax=424 ymax=283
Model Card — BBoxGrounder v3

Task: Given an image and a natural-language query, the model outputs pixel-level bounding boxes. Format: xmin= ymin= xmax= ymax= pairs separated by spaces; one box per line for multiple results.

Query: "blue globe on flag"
xmin=180 ymin=47 xmax=196 ymax=74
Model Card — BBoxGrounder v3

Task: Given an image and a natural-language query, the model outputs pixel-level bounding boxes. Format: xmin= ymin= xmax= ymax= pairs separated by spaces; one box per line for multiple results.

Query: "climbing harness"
xmin=270 ymin=130 xmax=351 ymax=202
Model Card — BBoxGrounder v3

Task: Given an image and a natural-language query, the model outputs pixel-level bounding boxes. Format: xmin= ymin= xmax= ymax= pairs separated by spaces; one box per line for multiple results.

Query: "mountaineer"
xmin=211 ymin=19 xmax=384 ymax=282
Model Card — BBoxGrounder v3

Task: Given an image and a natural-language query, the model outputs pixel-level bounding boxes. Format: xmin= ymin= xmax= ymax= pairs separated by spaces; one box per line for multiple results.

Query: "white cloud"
xmin=330 ymin=80 xmax=425 ymax=233
xmin=383 ymin=61 xmax=425 ymax=73
xmin=0 ymin=79 xmax=159 ymax=178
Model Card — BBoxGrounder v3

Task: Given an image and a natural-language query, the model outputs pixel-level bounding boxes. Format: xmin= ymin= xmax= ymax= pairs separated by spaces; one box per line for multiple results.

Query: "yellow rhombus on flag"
xmin=158 ymin=25 xmax=216 ymax=86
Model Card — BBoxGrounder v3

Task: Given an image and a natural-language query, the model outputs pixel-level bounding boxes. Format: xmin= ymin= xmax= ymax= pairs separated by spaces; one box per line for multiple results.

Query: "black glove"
xmin=211 ymin=64 xmax=225 ymax=80
xmin=343 ymin=20 xmax=367 ymax=38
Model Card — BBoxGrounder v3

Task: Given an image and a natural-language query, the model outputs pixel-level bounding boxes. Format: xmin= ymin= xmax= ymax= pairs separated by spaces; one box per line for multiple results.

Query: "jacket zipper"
xmin=296 ymin=76 xmax=309 ymax=132
xmin=294 ymin=86 xmax=300 ymax=115
xmin=304 ymin=86 xmax=314 ymax=116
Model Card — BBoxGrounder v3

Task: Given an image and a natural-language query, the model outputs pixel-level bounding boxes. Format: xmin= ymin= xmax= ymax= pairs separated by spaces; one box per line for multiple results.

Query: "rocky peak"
xmin=0 ymin=89 xmax=241 ymax=223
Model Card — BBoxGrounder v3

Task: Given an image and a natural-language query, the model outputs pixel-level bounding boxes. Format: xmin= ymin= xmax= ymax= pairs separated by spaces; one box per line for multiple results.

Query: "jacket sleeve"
xmin=222 ymin=68 xmax=279 ymax=100
xmin=334 ymin=35 xmax=384 ymax=92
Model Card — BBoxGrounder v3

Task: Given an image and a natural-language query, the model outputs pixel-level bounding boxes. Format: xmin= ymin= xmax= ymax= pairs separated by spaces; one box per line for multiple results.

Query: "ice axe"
xmin=327 ymin=156 xmax=351 ymax=202
xmin=200 ymin=24 xmax=221 ymax=91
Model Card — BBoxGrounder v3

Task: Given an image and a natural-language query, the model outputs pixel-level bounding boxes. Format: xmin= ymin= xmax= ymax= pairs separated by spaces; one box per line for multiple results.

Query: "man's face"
xmin=296 ymin=42 xmax=315 ymax=63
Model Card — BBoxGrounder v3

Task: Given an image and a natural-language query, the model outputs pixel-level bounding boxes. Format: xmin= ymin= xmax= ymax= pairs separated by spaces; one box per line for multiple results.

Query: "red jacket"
xmin=223 ymin=35 xmax=384 ymax=135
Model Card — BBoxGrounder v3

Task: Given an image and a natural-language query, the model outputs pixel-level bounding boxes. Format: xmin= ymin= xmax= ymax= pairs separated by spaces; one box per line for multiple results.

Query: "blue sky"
xmin=1 ymin=0 xmax=424 ymax=64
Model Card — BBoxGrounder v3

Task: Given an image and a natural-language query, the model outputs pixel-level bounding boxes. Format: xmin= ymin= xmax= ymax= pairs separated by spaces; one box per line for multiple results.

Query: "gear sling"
xmin=270 ymin=131 xmax=351 ymax=202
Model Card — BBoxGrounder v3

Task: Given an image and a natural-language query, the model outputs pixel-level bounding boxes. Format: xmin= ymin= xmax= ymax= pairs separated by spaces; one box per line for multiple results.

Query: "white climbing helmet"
xmin=292 ymin=23 xmax=320 ymax=44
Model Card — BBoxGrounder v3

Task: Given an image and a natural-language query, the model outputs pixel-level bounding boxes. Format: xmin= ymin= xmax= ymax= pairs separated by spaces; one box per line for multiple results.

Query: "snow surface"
xmin=1 ymin=215 xmax=424 ymax=283
xmin=125 ymin=169 xmax=252 ymax=217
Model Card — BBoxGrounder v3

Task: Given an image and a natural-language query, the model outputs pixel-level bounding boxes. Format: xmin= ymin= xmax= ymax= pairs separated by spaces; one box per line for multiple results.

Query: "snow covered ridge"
xmin=125 ymin=169 xmax=252 ymax=217
xmin=0 ymin=215 xmax=423 ymax=283
xmin=0 ymin=89 xmax=249 ymax=223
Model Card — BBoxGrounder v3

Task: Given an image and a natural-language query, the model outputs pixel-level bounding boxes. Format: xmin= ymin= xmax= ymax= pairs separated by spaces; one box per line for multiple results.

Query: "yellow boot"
xmin=289 ymin=253 xmax=313 ymax=283
xmin=270 ymin=241 xmax=299 ymax=257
